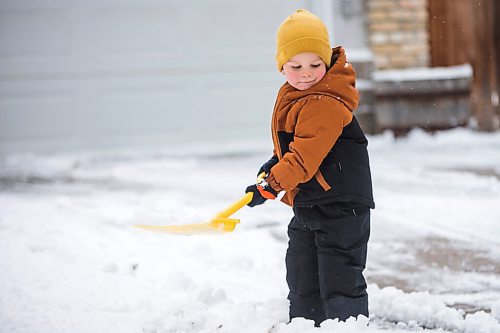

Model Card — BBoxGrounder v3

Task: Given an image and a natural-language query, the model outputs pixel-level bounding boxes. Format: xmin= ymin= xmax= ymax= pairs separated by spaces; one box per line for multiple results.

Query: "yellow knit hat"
xmin=276 ymin=9 xmax=332 ymax=71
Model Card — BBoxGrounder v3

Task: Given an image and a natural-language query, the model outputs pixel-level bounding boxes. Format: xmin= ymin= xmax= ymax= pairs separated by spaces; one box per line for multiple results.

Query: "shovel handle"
xmin=214 ymin=172 xmax=267 ymax=218
xmin=215 ymin=192 xmax=253 ymax=218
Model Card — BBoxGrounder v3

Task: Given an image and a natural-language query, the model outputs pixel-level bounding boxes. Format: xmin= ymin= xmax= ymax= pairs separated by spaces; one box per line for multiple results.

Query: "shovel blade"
xmin=134 ymin=218 xmax=240 ymax=236
xmin=134 ymin=192 xmax=253 ymax=236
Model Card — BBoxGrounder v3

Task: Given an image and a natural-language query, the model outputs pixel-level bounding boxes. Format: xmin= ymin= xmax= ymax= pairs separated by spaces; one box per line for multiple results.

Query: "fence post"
xmin=471 ymin=0 xmax=499 ymax=131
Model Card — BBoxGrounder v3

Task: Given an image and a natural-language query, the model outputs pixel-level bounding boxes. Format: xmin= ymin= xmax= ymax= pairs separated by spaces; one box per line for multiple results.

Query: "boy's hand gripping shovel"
xmin=134 ymin=173 xmax=265 ymax=235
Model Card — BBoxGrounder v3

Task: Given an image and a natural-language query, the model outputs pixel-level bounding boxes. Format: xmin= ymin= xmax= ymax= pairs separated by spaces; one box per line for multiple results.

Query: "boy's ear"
xmin=281 ymin=69 xmax=285 ymax=75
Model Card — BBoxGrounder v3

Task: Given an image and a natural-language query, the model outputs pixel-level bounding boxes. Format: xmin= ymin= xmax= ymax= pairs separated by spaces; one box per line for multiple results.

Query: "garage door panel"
xmin=95 ymin=90 xmax=187 ymax=135
xmin=0 ymin=96 xmax=75 ymax=140
xmin=0 ymin=9 xmax=71 ymax=58
xmin=95 ymin=5 xmax=185 ymax=55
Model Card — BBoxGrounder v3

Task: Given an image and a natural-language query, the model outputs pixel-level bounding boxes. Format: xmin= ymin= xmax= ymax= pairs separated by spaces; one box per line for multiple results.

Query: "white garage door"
xmin=0 ymin=0 xmax=306 ymax=155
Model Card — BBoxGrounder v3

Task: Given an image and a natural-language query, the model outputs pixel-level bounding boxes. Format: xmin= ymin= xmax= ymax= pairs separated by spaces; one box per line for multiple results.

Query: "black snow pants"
xmin=286 ymin=203 xmax=370 ymax=326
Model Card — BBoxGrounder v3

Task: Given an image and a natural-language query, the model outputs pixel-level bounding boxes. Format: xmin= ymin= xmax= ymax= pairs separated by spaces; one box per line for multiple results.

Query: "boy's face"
xmin=282 ymin=52 xmax=327 ymax=90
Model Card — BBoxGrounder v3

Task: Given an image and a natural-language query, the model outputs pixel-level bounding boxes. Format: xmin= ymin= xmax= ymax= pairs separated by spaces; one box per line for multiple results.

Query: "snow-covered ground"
xmin=1 ymin=128 xmax=499 ymax=333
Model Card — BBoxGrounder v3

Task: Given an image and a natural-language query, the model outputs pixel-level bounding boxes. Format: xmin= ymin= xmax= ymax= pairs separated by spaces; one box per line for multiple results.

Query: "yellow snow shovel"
xmin=134 ymin=173 xmax=265 ymax=235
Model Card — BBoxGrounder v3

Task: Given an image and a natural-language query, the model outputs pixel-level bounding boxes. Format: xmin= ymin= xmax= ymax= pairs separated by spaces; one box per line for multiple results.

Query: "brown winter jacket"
xmin=267 ymin=46 xmax=374 ymax=208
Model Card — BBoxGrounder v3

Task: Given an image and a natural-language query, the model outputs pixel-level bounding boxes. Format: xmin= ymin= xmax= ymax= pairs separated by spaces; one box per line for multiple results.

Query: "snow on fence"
xmin=372 ymin=64 xmax=473 ymax=134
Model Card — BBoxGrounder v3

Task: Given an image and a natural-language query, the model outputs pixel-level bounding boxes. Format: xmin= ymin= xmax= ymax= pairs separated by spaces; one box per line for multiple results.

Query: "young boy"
xmin=245 ymin=9 xmax=375 ymax=326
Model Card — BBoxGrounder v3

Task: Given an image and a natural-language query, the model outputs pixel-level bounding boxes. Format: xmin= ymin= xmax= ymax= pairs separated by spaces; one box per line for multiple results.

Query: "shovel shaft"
xmin=135 ymin=174 xmax=264 ymax=235
xmin=215 ymin=173 xmax=265 ymax=218
xmin=215 ymin=192 xmax=253 ymax=218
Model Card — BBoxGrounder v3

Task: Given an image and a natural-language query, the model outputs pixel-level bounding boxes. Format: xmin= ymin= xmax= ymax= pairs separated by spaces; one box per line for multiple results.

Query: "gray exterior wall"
xmin=0 ymin=1 xmax=307 ymax=156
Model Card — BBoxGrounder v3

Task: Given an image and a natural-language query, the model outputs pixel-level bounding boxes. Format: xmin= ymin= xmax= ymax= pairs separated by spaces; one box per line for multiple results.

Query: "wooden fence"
xmin=429 ymin=0 xmax=499 ymax=131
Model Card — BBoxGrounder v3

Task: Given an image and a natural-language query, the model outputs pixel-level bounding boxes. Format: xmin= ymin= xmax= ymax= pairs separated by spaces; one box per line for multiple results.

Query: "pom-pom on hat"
xmin=276 ymin=9 xmax=332 ymax=71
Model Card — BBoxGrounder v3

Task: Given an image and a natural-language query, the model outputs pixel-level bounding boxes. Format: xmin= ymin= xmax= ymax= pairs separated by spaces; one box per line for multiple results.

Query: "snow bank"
xmin=370 ymin=285 xmax=500 ymax=333
xmin=273 ymin=316 xmax=374 ymax=333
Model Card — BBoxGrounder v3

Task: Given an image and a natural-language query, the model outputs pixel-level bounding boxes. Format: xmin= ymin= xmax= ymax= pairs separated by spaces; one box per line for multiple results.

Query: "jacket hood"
xmin=280 ymin=46 xmax=359 ymax=112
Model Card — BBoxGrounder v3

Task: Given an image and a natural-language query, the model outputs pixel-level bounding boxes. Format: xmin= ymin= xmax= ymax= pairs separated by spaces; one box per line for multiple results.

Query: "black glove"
xmin=245 ymin=176 xmax=279 ymax=207
xmin=257 ymin=155 xmax=279 ymax=177
xmin=245 ymin=184 xmax=267 ymax=207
